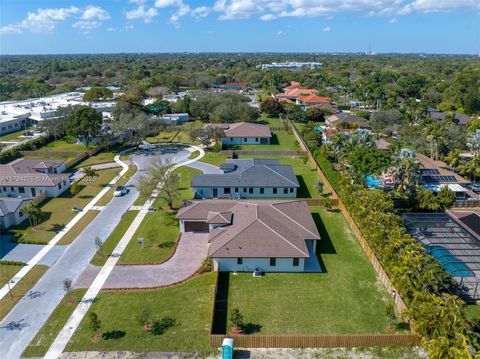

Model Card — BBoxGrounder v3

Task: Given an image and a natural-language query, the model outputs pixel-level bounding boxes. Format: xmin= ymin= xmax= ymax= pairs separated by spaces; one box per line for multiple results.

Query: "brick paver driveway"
xmin=76 ymin=232 xmax=210 ymax=289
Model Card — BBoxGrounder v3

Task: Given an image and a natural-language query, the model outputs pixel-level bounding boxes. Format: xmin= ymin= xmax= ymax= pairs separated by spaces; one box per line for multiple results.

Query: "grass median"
xmin=0 ymin=265 xmax=49 ymax=320
xmin=23 ymin=289 xmax=87 ymax=357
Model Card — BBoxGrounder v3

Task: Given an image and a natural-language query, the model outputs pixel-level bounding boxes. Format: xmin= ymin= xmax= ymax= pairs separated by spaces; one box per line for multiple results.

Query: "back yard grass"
xmin=73 ymin=144 xmax=129 ymax=169
xmin=120 ymin=166 xmax=199 ymax=264
xmin=34 ymin=140 xmax=87 ymax=153
xmin=216 ymin=207 xmax=398 ymax=335
xmin=66 ymin=273 xmax=216 ymax=353
xmin=223 ymin=131 xmax=300 ymax=151
xmin=7 ymin=168 xmax=120 ymax=244
xmin=0 ymin=126 xmax=35 ymax=142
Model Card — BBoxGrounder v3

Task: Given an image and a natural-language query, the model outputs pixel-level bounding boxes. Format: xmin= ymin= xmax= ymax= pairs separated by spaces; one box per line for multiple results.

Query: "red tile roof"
xmin=297 ymin=95 xmax=332 ymax=104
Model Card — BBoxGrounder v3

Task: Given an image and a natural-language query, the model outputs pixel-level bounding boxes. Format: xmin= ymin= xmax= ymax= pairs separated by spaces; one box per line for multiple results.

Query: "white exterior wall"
xmin=0 ymin=116 xmax=29 ymax=135
xmin=221 ymin=137 xmax=270 ymax=145
xmin=0 ymin=181 xmax=69 ymax=198
xmin=214 ymin=257 xmax=305 ymax=272
xmin=0 ymin=206 xmax=28 ymax=229
xmin=193 ymin=186 xmax=297 ymax=199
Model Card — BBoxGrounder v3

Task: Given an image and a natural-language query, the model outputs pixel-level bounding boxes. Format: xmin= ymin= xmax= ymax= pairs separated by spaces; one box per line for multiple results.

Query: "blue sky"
xmin=1 ymin=1 xmax=479 ymax=54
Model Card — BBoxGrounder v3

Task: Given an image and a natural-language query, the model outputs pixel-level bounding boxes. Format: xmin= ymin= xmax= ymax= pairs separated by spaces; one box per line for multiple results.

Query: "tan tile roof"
xmin=222 ymin=122 xmax=272 ymax=138
xmin=0 ymin=159 xmax=69 ymax=187
xmin=177 ymin=200 xmax=320 ymax=258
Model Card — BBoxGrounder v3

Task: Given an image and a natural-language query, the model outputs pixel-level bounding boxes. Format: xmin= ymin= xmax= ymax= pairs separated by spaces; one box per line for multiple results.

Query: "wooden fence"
xmin=288 ymin=119 xmax=408 ymax=315
xmin=210 ymin=334 xmax=421 ymax=349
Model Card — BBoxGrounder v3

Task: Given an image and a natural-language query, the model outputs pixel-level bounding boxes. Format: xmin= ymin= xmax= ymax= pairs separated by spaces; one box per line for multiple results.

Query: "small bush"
xmin=151 ymin=317 xmax=176 ymax=335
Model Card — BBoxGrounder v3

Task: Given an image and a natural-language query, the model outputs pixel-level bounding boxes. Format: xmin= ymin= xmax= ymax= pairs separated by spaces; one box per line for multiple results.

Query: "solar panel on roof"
xmin=422 ymin=175 xmax=457 ymax=183
xmin=420 ymin=168 xmax=440 ymax=175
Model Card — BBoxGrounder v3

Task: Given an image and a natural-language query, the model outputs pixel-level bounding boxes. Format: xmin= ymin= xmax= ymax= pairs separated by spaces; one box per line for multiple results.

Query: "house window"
xmin=270 ymin=258 xmax=276 ymax=266
xmin=249 ymin=188 xmax=253 ymax=194
xmin=224 ymin=187 xmax=231 ymax=194
xmin=58 ymin=183 xmax=61 ymax=189
xmin=10 ymin=187 xmax=14 ymax=191
xmin=237 ymin=258 xmax=243 ymax=265
xmin=255 ymin=138 xmax=259 ymax=142
xmin=19 ymin=211 xmax=24 ymax=217
xmin=230 ymin=138 xmax=233 ymax=141
xmin=19 ymin=187 xmax=25 ymax=193
xmin=243 ymin=138 xmax=247 ymax=142
xmin=284 ymin=188 xmax=288 ymax=194
xmin=290 ymin=188 xmax=294 ymax=193
xmin=293 ymin=258 xmax=300 ymax=267
xmin=260 ymin=188 xmax=264 ymax=194
xmin=243 ymin=188 xmax=247 ymax=193
xmin=273 ymin=188 xmax=277 ymax=194
xmin=235 ymin=188 xmax=238 ymax=192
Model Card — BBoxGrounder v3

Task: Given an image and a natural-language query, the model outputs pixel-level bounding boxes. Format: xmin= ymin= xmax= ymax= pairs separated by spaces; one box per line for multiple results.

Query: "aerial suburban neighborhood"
xmin=0 ymin=2 xmax=480 ymax=359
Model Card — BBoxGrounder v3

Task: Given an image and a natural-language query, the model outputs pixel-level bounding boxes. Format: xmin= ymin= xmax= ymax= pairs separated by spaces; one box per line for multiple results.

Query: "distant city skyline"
xmin=1 ymin=0 xmax=479 ymax=55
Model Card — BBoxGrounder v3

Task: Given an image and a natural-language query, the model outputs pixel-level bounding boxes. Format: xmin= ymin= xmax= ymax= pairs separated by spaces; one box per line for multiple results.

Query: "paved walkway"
xmin=73 ymin=233 xmax=209 ymax=289
xmin=45 ymin=145 xmax=205 ymax=359
xmin=186 ymin=160 xmax=222 ymax=174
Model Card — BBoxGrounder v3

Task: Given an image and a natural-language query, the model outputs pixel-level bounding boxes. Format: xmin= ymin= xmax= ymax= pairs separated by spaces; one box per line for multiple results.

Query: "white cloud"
xmin=212 ymin=0 xmax=479 ymax=20
xmin=126 ymin=5 xmax=159 ymax=23
xmin=107 ymin=27 xmax=117 ymax=32
xmin=129 ymin=0 xmax=147 ymax=4
xmin=260 ymin=14 xmax=277 ymax=21
xmin=389 ymin=17 xmax=397 ymax=23
xmin=192 ymin=6 xmax=211 ymax=19
xmin=81 ymin=6 xmax=110 ymax=21
xmin=277 ymin=30 xmax=285 ymax=36
xmin=155 ymin=0 xmax=183 ymax=8
xmin=323 ymin=26 xmax=332 ymax=32
xmin=0 ymin=24 xmax=23 ymax=35
xmin=73 ymin=20 xmax=101 ymax=33
xmin=0 ymin=5 xmax=110 ymax=35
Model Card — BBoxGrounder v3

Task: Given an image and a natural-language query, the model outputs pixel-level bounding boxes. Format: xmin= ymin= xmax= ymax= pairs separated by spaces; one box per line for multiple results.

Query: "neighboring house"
xmin=0 ymin=158 xmax=70 ymax=198
xmin=191 ymin=159 xmax=299 ymax=199
xmin=326 ymin=112 xmax=371 ymax=129
xmin=217 ymin=122 xmax=272 ymax=145
xmin=296 ymin=95 xmax=331 ymax=107
xmin=176 ymin=199 xmax=321 ymax=272
xmin=0 ymin=197 xmax=31 ymax=229
xmin=374 ymin=138 xmax=391 ymax=151
xmin=454 ymin=113 xmax=472 ymax=126
xmin=212 ymin=82 xmax=248 ymax=91
xmin=160 ymin=113 xmax=189 ymax=125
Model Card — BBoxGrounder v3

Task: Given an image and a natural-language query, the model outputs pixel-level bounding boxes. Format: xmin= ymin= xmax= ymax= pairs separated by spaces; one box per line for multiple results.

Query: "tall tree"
xmin=67 ymin=106 xmax=103 ymax=147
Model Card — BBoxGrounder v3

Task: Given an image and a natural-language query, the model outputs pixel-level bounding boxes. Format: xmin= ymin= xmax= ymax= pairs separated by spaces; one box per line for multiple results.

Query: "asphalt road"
xmin=0 ymin=147 xmax=190 ymax=358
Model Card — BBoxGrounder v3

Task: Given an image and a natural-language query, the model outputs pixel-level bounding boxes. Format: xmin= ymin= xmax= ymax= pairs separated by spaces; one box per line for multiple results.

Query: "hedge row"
xmin=0 ymin=135 xmax=55 ymax=164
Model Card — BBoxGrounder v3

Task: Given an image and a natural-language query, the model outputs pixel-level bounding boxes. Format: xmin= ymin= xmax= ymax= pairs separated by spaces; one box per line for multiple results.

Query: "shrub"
xmin=151 ymin=317 xmax=176 ymax=335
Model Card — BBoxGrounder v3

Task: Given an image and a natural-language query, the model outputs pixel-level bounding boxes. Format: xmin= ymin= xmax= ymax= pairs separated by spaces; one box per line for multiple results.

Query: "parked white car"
xmin=113 ymin=186 xmax=129 ymax=197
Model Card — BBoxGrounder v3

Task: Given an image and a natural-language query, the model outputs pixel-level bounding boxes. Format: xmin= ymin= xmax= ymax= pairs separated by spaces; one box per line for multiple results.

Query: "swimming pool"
xmin=365 ymin=175 xmax=383 ymax=188
xmin=426 ymin=246 xmax=475 ymax=277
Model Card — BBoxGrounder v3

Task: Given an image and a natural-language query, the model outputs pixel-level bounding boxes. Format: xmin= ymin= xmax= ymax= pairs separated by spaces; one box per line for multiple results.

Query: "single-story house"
xmin=212 ymin=82 xmax=248 ymax=91
xmin=0 ymin=197 xmax=31 ymax=229
xmin=296 ymin=95 xmax=332 ymax=107
xmin=191 ymin=159 xmax=299 ymax=199
xmin=218 ymin=122 xmax=272 ymax=145
xmin=176 ymin=199 xmax=321 ymax=272
xmin=454 ymin=113 xmax=472 ymax=126
xmin=0 ymin=158 xmax=70 ymax=198
xmin=326 ymin=112 xmax=371 ymax=129
xmin=159 ymin=113 xmax=189 ymax=125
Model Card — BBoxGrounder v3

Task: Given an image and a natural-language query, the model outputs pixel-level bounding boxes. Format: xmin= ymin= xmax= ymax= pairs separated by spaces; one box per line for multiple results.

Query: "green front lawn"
xmin=73 ymin=144 xmax=128 ymax=168
xmin=223 ymin=208 xmax=397 ymax=335
xmin=0 ymin=126 xmax=35 ymax=142
xmin=35 ymin=140 xmax=87 ymax=153
xmin=224 ymin=131 xmax=300 ymax=151
xmin=8 ymin=168 xmax=121 ymax=244
xmin=66 ymin=273 xmax=216 ymax=353
xmin=120 ymin=166 xmax=199 ymax=264
xmin=23 ymin=289 xmax=87 ymax=357
xmin=200 ymin=150 xmax=228 ymax=166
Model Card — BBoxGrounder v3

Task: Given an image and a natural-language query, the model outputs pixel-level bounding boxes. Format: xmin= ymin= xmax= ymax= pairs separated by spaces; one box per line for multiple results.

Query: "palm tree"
xmin=444 ymin=149 xmax=461 ymax=171
xmin=23 ymin=203 xmax=42 ymax=228
xmin=459 ymin=157 xmax=480 ymax=187
xmin=392 ymin=157 xmax=421 ymax=195
xmin=83 ymin=167 xmax=98 ymax=178
xmin=423 ymin=122 xmax=446 ymax=160
xmin=466 ymin=129 xmax=480 ymax=159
